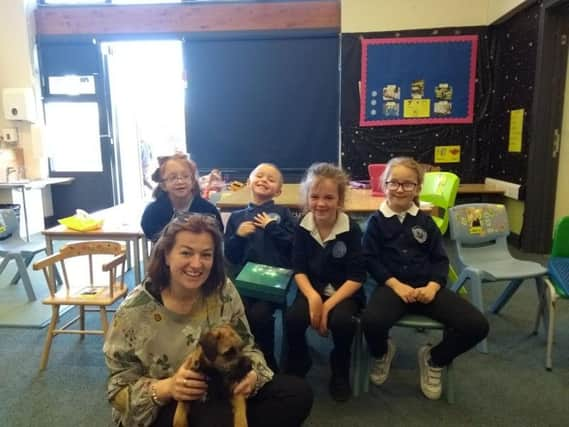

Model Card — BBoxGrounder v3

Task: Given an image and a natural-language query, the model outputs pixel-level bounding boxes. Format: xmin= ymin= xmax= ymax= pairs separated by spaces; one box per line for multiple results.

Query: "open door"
xmin=39 ymin=39 xmax=117 ymax=220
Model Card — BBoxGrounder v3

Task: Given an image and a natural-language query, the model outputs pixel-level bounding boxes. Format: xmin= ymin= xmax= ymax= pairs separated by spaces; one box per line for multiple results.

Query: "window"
xmin=44 ymin=102 xmax=103 ymax=172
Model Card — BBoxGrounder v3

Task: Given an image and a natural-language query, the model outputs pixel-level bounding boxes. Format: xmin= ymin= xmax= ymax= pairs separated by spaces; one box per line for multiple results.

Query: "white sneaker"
xmin=370 ymin=340 xmax=396 ymax=386
xmin=418 ymin=345 xmax=443 ymax=400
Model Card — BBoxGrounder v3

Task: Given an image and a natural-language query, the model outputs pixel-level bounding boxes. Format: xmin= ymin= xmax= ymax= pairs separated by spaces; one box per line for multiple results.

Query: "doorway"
xmin=103 ymin=40 xmax=186 ymax=204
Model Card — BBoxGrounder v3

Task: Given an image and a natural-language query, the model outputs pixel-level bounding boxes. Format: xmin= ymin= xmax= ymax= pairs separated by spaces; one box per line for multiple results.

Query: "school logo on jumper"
xmin=268 ymin=213 xmax=281 ymax=223
xmin=332 ymin=241 xmax=347 ymax=258
xmin=412 ymin=226 xmax=428 ymax=243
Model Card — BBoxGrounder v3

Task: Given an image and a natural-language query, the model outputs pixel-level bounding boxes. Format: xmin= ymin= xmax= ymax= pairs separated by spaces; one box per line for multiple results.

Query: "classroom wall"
xmin=487 ymin=0 xmax=527 ymax=24
xmin=554 ymin=53 xmax=569 ymax=226
xmin=341 ymin=0 xmax=488 ymax=33
xmin=0 ymin=0 xmax=46 ymax=180
xmin=341 ymin=0 xmax=528 ymax=32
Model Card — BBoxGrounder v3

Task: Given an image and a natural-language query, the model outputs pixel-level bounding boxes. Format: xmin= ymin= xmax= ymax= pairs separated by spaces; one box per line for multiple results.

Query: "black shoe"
xmin=329 ymin=375 xmax=351 ymax=402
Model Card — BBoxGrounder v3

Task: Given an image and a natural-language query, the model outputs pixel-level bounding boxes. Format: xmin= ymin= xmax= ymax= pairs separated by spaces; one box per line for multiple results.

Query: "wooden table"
xmin=457 ymin=183 xmax=505 ymax=196
xmin=216 ymin=183 xmax=438 ymax=214
xmin=217 ymin=182 xmax=505 ymax=213
xmin=42 ymin=202 xmax=148 ymax=285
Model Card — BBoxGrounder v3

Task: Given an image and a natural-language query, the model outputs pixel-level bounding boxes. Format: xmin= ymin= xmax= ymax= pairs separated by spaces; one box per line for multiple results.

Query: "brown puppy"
xmin=173 ymin=324 xmax=252 ymax=427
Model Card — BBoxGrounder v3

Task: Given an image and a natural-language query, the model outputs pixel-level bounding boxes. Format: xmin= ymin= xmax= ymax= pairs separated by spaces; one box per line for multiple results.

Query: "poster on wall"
xmin=360 ymin=35 xmax=478 ymax=126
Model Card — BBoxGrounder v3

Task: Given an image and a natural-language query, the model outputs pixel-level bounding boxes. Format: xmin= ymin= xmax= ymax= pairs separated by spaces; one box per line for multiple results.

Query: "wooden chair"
xmin=33 ymin=241 xmax=128 ymax=370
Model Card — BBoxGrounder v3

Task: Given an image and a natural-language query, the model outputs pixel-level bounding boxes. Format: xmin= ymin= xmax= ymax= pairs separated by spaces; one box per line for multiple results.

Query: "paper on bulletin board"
xmin=403 ymin=99 xmax=430 ymax=118
xmin=434 ymin=145 xmax=461 ymax=163
xmin=508 ymin=109 xmax=524 ymax=153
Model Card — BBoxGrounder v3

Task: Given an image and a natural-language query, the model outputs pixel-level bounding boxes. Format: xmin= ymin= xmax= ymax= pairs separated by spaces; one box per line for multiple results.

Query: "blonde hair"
xmin=249 ymin=162 xmax=284 ymax=188
xmin=300 ymin=163 xmax=349 ymax=212
xmin=381 ymin=157 xmax=424 ymax=206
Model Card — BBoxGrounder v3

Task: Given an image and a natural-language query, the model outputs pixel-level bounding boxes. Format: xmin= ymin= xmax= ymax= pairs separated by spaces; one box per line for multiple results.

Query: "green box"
xmin=235 ymin=262 xmax=293 ymax=304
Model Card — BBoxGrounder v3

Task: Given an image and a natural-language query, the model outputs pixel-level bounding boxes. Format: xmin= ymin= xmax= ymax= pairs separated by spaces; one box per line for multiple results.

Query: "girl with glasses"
xmin=361 ymin=157 xmax=489 ymax=400
xmin=141 ymin=153 xmax=223 ymax=242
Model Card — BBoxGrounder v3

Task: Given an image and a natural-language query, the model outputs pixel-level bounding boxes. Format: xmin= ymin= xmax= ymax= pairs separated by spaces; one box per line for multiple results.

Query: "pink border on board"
xmin=359 ymin=35 xmax=478 ymax=127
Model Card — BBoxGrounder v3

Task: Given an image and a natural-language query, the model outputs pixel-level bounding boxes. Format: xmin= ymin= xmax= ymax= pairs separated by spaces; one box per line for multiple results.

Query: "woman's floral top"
xmin=103 ymin=279 xmax=273 ymax=427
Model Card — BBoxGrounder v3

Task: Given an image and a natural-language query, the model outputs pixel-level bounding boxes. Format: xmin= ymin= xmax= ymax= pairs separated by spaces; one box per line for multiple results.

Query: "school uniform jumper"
xmin=224 ymin=200 xmax=296 ymax=371
xmin=140 ymin=191 xmax=223 ymax=242
xmin=286 ymin=212 xmax=366 ymax=379
xmin=361 ymin=202 xmax=489 ymax=367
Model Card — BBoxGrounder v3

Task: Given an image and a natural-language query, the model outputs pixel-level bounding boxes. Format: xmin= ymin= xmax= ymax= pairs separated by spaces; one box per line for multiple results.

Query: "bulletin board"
xmin=360 ymin=35 xmax=478 ymax=126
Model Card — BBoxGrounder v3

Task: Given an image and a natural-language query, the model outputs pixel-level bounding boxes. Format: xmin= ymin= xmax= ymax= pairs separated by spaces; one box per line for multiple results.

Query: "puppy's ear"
xmin=199 ymin=332 xmax=218 ymax=362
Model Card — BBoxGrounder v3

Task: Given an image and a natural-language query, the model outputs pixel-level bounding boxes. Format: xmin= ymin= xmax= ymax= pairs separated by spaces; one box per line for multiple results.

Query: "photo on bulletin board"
xmin=360 ymin=35 xmax=478 ymax=126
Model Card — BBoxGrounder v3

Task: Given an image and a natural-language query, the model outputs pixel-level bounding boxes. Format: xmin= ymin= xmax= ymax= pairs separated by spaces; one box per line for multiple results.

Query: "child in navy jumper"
xmin=284 ymin=163 xmax=366 ymax=402
xmin=225 ymin=163 xmax=296 ymax=371
xmin=361 ymin=157 xmax=489 ymax=400
xmin=141 ymin=153 xmax=223 ymax=242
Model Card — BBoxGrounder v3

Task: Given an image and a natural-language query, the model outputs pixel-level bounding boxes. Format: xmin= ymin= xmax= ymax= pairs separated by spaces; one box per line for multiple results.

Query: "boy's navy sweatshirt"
xmin=224 ymin=200 xmax=296 ymax=269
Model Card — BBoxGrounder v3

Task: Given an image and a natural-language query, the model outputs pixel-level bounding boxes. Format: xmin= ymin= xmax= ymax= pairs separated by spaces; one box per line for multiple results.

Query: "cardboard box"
xmin=235 ymin=262 xmax=293 ymax=304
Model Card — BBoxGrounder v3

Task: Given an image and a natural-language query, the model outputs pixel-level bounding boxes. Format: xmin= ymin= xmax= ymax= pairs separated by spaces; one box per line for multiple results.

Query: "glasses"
xmin=385 ymin=181 xmax=418 ymax=191
xmin=163 ymin=174 xmax=192 ymax=184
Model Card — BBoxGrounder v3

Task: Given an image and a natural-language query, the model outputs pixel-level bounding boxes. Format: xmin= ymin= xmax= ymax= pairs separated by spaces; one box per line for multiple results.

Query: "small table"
xmin=43 ymin=202 xmax=148 ymax=285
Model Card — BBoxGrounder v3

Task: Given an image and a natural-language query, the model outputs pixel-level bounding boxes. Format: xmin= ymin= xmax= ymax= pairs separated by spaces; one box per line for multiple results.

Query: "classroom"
xmin=1 ymin=1 xmax=568 ymax=426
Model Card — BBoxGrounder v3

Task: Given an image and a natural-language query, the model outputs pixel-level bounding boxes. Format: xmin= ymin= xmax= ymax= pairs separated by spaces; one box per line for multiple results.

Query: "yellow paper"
xmin=508 ymin=109 xmax=524 ymax=152
xmin=434 ymin=145 xmax=461 ymax=163
xmin=403 ymin=99 xmax=430 ymax=118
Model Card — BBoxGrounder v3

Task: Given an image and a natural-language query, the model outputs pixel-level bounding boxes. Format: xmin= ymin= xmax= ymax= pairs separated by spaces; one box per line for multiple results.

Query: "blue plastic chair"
xmin=0 ymin=208 xmax=48 ymax=302
xmin=449 ymin=203 xmax=547 ymax=353
xmin=534 ymin=216 xmax=569 ymax=370
xmin=352 ymin=276 xmax=456 ymax=403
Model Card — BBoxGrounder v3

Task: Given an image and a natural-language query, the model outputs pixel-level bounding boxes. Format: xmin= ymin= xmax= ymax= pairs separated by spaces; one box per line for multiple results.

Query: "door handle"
xmin=552 ymin=128 xmax=560 ymax=158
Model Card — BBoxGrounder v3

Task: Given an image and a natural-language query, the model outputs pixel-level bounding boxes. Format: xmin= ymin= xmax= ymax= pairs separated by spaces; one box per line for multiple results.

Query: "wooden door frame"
xmin=523 ymin=0 xmax=569 ymax=253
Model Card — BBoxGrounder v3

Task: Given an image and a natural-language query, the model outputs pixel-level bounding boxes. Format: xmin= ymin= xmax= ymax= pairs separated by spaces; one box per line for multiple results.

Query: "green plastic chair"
xmin=419 ymin=172 xmax=460 ymax=287
xmin=419 ymin=172 xmax=460 ymax=235
xmin=534 ymin=216 xmax=569 ymax=370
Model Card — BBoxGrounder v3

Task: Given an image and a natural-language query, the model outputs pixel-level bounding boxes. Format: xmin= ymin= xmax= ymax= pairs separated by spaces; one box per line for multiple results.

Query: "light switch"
xmin=1 ymin=128 xmax=18 ymax=143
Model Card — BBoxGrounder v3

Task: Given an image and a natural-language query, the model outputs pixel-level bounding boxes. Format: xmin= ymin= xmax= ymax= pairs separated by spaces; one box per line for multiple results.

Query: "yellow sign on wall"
xmin=508 ymin=108 xmax=524 ymax=153
xmin=434 ymin=145 xmax=461 ymax=163
xmin=403 ymin=99 xmax=430 ymax=118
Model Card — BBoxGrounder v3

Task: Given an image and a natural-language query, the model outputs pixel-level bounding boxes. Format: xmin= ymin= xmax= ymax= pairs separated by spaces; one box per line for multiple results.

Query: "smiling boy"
xmin=224 ymin=163 xmax=296 ymax=371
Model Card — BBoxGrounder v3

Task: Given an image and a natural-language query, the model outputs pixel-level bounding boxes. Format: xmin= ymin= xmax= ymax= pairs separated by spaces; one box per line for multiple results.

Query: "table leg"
xmin=132 ymin=238 xmax=141 ymax=285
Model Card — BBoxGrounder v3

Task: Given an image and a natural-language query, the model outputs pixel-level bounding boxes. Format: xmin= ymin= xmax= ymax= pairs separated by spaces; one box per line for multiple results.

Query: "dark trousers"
xmin=361 ymin=286 xmax=489 ymax=366
xmin=285 ymin=293 xmax=360 ymax=379
xmin=151 ymin=374 xmax=313 ymax=427
xmin=242 ymin=296 xmax=279 ymax=372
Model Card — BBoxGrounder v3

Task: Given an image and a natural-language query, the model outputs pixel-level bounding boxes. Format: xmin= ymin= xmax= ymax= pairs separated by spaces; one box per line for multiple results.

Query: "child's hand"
xmin=253 ymin=212 xmax=275 ymax=229
xmin=414 ymin=282 xmax=440 ymax=304
xmin=236 ymin=221 xmax=256 ymax=237
xmin=318 ymin=300 xmax=333 ymax=337
xmin=307 ymin=293 xmax=323 ymax=331
xmin=392 ymin=282 xmax=417 ymax=304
